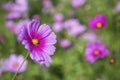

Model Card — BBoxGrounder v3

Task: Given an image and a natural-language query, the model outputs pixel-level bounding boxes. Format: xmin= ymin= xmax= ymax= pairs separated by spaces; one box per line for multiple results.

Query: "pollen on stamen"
xmin=97 ymin=22 xmax=102 ymax=28
xmin=94 ymin=50 xmax=100 ymax=56
xmin=32 ymin=39 xmax=39 ymax=45
xmin=13 ymin=63 xmax=19 ymax=68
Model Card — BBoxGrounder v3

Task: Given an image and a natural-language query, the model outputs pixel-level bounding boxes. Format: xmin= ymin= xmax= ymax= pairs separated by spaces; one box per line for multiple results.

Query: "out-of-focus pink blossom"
xmin=4 ymin=54 xmax=28 ymax=73
xmin=71 ymin=0 xmax=86 ymax=8
xmin=43 ymin=0 xmax=52 ymax=8
xmin=53 ymin=22 xmax=64 ymax=32
xmin=59 ymin=39 xmax=71 ymax=48
xmin=54 ymin=13 xmax=64 ymax=22
xmin=6 ymin=21 xmax=16 ymax=32
xmin=2 ymin=2 xmax=14 ymax=11
xmin=82 ymin=31 xmax=97 ymax=42
xmin=2 ymin=0 xmax=28 ymax=19
xmin=6 ymin=11 xmax=22 ymax=19
xmin=64 ymin=19 xmax=86 ymax=36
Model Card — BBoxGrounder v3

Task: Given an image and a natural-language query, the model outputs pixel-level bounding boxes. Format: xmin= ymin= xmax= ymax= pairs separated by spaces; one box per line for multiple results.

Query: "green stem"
xmin=11 ymin=52 xmax=29 ymax=80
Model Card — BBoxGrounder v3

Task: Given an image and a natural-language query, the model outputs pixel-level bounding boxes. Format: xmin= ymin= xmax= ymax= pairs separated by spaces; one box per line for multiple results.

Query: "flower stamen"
xmin=94 ymin=50 xmax=100 ymax=56
xmin=32 ymin=39 xmax=39 ymax=45
xmin=13 ymin=63 xmax=19 ymax=68
xmin=97 ymin=22 xmax=102 ymax=28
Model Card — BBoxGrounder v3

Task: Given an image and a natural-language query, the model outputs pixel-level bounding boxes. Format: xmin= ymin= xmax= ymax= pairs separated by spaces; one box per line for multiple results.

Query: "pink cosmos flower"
xmin=85 ymin=41 xmax=110 ymax=64
xmin=54 ymin=13 xmax=64 ymax=22
xmin=52 ymin=22 xmax=64 ymax=32
xmin=18 ymin=19 xmax=56 ymax=65
xmin=64 ymin=19 xmax=86 ymax=36
xmin=4 ymin=54 xmax=28 ymax=73
xmin=88 ymin=15 xmax=107 ymax=29
xmin=59 ymin=39 xmax=71 ymax=48
xmin=71 ymin=0 xmax=86 ymax=8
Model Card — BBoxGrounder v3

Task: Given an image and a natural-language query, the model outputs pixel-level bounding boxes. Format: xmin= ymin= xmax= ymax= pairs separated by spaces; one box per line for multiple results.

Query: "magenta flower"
xmin=18 ymin=19 xmax=56 ymax=65
xmin=85 ymin=41 xmax=110 ymax=64
xmin=4 ymin=54 xmax=28 ymax=73
xmin=88 ymin=15 xmax=107 ymax=29
xmin=71 ymin=0 xmax=86 ymax=8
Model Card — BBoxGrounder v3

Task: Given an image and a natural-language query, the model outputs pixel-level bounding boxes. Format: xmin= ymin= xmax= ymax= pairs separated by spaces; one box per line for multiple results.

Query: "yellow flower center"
xmin=32 ymin=39 xmax=39 ymax=45
xmin=13 ymin=63 xmax=19 ymax=68
xmin=94 ymin=50 xmax=100 ymax=56
xmin=110 ymin=59 xmax=115 ymax=64
xmin=97 ymin=22 xmax=102 ymax=28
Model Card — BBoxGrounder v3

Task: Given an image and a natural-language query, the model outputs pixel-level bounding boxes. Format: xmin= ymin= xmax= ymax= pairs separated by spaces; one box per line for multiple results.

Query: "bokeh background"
xmin=0 ymin=0 xmax=120 ymax=80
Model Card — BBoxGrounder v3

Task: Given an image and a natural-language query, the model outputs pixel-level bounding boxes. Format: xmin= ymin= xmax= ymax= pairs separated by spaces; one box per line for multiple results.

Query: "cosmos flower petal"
xmin=41 ymin=32 xmax=56 ymax=45
xmin=41 ymin=45 xmax=56 ymax=55
xmin=18 ymin=24 xmax=30 ymax=41
xmin=86 ymin=56 xmax=97 ymax=64
xmin=29 ymin=19 xmax=39 ymax=33
xmin=37 ymin=24 xmax=51 ymax=38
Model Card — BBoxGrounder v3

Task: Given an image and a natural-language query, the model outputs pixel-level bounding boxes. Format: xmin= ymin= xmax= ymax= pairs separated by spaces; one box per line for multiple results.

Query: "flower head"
xmin=88 ymin=15 xmax=107 ymax=29
xmin=109 ymin=57 xmax=115 ymax=64
xmin=85 ymin=41 xmax=109 ymax=63
xmin=4 ymin=54 xmax=28 ymax=73
xmin=71 ymin=0 xmax=86 ymax=8
xmin=18 ymin=19 xmax=56 ymax=65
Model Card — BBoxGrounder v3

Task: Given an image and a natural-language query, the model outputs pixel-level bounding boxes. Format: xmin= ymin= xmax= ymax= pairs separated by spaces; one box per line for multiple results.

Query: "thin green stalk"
xmin=11 ymin=52 xmax=29 ymax=80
